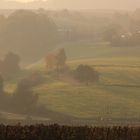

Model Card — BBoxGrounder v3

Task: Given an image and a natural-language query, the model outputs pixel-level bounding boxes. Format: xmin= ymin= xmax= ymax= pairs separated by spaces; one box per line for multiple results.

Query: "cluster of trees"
xmin=46 ymin=48 xmax=67 ymax=72
xmin=103 ymin=25 xmax=140 ymax=46
xmin=0 ymin=52 xmax=20 ymax=79
xmin=46 ymin=49 xmax=99 ymax=85
xmin=50 ymin=9 xmax=110 ymax=42
xmin=0 ymin=51 xmax=45 ymax=114
xmin=0 ymin=73 xmax=44 ymax=115
xmin=74 ymin=65 xmax=99 ymax=85
xmin=0 ymin=10 xmax=58 ymax=64
xmin=0 ymin=9 xmax=140 ymax=65
xmin=100 ymin=9 xmax=140 ymax=46
xmin=1 ymin=9 xmax=140 ymax=65
xmin=49 ymin=9 xmax=140 ymax=46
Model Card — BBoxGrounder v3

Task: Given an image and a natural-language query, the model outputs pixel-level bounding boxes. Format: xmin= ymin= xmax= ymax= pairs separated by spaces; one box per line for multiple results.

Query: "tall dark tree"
xmin=4 ymin=52 xmax=20 ymax=71
xmin=0 ymin=52 xmax=21 ymax=78
xmin=56 ymin=48 xmax=67 ymax=69
xmin=12 ymin=78 xmax=39 ymax=113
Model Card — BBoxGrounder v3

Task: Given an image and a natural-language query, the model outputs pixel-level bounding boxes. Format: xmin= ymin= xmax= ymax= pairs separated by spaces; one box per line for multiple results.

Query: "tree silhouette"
xmin=74 ymin=65 xmax=99 ymax=85
xmin=0 ymin=52 xmax=21 ymax=79
xmin=56 ymin=48 xmax=67 ymax=69
xmin=12 ymin=78 xmax=39 ymax=113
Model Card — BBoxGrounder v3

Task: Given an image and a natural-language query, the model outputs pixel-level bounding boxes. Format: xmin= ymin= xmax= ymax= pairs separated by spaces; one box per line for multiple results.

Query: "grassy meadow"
xmin=4 ymin=41 xmax=140 ymax=119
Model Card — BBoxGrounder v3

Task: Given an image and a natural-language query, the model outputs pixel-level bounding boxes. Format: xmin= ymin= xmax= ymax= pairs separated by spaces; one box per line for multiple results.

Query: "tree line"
xmin=1 ymin=9 xmax=140 ymax=64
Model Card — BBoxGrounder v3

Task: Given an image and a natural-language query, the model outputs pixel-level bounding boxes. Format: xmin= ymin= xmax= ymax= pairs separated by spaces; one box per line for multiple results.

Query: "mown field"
xmin=4 ymin=42 xmax=140 ymax=119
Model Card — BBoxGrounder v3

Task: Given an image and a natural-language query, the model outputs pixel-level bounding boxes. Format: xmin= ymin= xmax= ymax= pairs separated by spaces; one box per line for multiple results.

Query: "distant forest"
xmin=0 ymin=9 xmax=140 ymax=63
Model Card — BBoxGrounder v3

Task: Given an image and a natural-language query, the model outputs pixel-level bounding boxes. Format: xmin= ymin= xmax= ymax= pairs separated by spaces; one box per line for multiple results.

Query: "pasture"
xmin=4 ymin=42 xmax=140 ymax=119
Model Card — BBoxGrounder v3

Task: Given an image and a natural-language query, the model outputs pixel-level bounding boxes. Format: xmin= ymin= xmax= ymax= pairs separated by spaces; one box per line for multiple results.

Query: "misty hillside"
xmin=0 ymin=9 xmax=140 ymax=64
xmin=0 ymin=9 xmax=140 ymax=124
xmin=0 ymin=1 xmax=140 ymax=139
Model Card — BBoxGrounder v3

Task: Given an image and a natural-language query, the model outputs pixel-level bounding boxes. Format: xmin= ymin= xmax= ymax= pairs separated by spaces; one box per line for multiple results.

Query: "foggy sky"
xmin=0 ymin=0 xmax=140 ymax=10
xmin=50 ymin=0 xmax=140 ymax=10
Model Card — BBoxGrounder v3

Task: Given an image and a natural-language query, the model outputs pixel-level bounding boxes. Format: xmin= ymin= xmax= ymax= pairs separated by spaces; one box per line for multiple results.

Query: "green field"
xmin=5 ymin=42 xmax=140 ymax=119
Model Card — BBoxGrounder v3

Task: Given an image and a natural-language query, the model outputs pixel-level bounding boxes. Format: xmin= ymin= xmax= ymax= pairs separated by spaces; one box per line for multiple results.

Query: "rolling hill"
xmin=4 ymin=41 xmax=140 ymax=120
